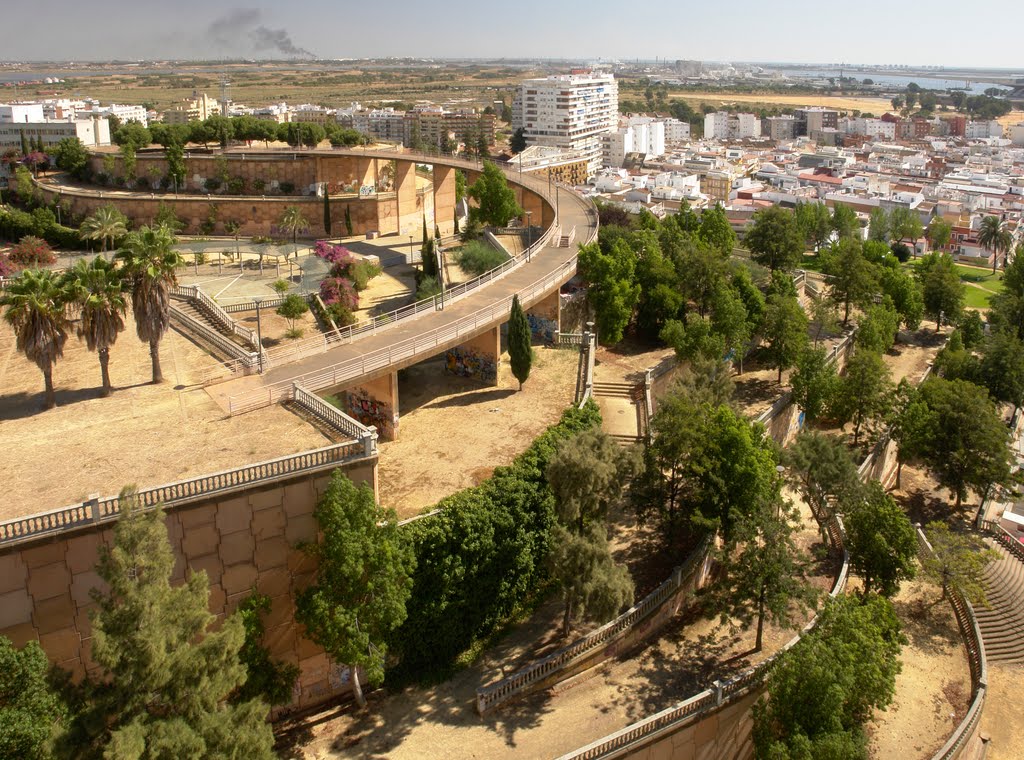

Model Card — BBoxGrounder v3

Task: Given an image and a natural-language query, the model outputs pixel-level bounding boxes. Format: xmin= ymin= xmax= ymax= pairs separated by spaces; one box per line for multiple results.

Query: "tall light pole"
xmin=409 ymin=234 xmax=414 ymax=265
xmin=253 ymin=297 xmax=264 ymax=374
xmin=526 ymin=210 xmax=532 ymax=262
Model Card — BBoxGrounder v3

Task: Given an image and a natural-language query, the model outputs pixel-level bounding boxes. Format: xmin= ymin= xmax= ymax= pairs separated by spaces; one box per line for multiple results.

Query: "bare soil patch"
xmin=979 ymin=662 xmax=1024 ymax=760
xmin=377 ymin=345 xmax=578 ymax=519
xmin=0 ymin=314 xmax=329 ymax=519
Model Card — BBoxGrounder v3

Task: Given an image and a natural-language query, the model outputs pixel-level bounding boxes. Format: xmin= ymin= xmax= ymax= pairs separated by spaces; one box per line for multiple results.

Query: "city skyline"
xmin=2 ymin=0 xmax=1023 ymax=68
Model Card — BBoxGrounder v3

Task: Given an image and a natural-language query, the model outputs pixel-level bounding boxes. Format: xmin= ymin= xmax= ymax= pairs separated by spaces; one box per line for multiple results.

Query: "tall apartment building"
xmin=163 ymin=92 xmax=220 ymax=125
xmin=795 ymin=108 xmax=839 ymax=137
xmin=513 ymin=70 xmax=618 ymax=177
xmin=704 ymin=112 xmax=761 ymax=140
xmin=602 ymin=118 xmax=666 ymax=167
xmin=662 ymin=118 xmax=691 ymax=142
xmin=765 ymin=115 xmax=796 ymax=141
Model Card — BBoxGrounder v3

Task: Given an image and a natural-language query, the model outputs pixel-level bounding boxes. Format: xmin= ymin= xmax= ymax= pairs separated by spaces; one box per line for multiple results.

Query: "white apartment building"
xmin=663 ymin=118 xmax=691 ymax=142
xmin=704 ymin=111 xmax=761 ymax=140
xmin=76 ymin=100 xmax=149 ymax=127
xmin=602 ymin=118 xmax=666 ymax=167
xmin=0 ymin=103 xmax=46 ymax=124
xmin=965 ymin=120 xmax=1003 ymax=139
xmin=514 ymin=71 xmax=618 ymax=177
xmin=1012 ymin=123 xmax=1024 ymax=147
xmin=764 ymin=115 xmax=796 ymax=141
xmin=0 ymin=116 xmax=110 ymax=151
xmin=841 ymin=117 xmax=897 ymax=140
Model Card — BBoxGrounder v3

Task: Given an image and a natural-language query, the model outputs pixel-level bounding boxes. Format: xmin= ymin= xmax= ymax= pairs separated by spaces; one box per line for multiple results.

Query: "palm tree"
xmin=116 ymin=224 xmax=182 ymax=384
xmin=978 ymin=215 xmax=1005 ymax=274
xmin=79 ymin=205 xmax=128 ymax=256
xmin=64 ymin=257 xmax=127 ymax=396
xmin=995 ymin=229 xmax=1014 ymax=273
xmin=279 ymin=206 xmax=308 ymax=250
xmin=0 ymin=269 xmax=69 ymax=409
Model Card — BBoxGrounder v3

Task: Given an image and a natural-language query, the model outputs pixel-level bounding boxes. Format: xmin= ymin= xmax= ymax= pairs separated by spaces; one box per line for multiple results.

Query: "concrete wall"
xmin=0 ymin=459 xmax=377 ymax=713
xmin=342 ymin=373 xmax=400 ymax=441
xmin=445 ymin=326 xmax=500 ymax=385
xmin=625 ymin=690 xmax=758 ymax=760
xmin=526 ymin=290 xmax=560 ymax=343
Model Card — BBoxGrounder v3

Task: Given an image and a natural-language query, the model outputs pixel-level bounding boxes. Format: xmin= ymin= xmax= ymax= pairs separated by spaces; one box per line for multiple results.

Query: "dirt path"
xmin=377 ymin=345 xmax=578 ymax=519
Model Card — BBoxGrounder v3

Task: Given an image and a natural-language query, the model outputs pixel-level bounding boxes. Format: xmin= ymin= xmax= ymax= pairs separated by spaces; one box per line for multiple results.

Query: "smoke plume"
xmin=205 ymin=8 xmax=315 ymax=59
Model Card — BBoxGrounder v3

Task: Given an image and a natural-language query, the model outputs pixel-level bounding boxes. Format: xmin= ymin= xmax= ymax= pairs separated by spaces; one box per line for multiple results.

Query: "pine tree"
xmin=322 ymin=187 xmax=332 ymax=237
xmin=64 ymin=490 xmax=275 ymax=758
xmin=508 ymin=294 xmax=532 ymax=390
xmin=345 ymin=204 xmax=353 ymax=236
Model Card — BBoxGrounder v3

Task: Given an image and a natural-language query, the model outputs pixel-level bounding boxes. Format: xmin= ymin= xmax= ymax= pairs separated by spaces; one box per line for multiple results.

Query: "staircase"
xmin=592 ymin=381 xmax=644 ymax=403
xmin=172 ymin=300 xmax=253 ymax=350
xmin=975 ymin=540 xmax=1024 ymax=663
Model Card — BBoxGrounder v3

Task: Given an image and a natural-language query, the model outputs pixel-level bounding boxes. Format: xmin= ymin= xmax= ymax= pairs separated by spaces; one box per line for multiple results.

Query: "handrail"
xmin=0 ymin=440 xmax=375 ymax=548
xmin=171 ymin=284 xmax=261 ymax=352
xmin=477 ymin=534 xmax=713 ymax=715
xmin=980 ymin=520 xmax=1024 ymax=564
xmin=227 ymin=253 xmax=584 ymax=414
xmin=291 ymin=384 xmax=378 ymax=454
xmin=170 ymin=304 xmax=260 ymax=368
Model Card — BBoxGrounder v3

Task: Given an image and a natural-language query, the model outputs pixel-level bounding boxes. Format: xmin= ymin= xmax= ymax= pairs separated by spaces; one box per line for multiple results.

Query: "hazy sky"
xmin=4 ymin=0 xmax=1023 ymax=68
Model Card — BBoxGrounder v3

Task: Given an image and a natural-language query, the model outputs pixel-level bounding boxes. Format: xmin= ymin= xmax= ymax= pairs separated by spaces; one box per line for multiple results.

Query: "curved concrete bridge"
xmin=207 ymin=149 xmax=598 ymax=436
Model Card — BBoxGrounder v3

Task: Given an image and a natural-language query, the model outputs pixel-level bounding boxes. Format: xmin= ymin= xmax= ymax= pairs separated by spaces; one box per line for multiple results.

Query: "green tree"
xmin=855 ymin=301 xmax=900 ymax=354
xmin=68 ymin=492 xmax=274 ymax=759
xmin=0 ymin=636 xmax=66 ymax=760
xmin=79 ymin=205 xmax=128 ymax=255
xmin=745 ymin=206 xmax=804 ymax=272
xmin=821 ymin=238 xmax=878 ymax=325
xmin=578 ymin=240 xmax=640 ymax=345
xmin=790 ymin=346 xmax=840 ymax=422
xmin=916 ymin=252 xmax=965 ymax=331
xmin=63 ymin=256 xmax=127 ymax=397
xmin=921 ymin=521 xmax=999 ymax=605
xmin=232 ymin=594 xmax=299 ymax=707
xmin=845 ymin=481 xmax=918 ymax=597
xmin=762 ymin=294 xmax=809 ymax=383
xmin=508 ymin=294 xmax=532 ymax=390
xmin=345 ymin=205 xmax=354 ymax=236
xmin=510 ymin=127 xmax=527 ymax=153
xmin=831 ymin=203 xmax=860 ymax=240
xmin=164 ymin=143 xmax=186 ymax=190
xmin=979 ymin=329 xmax=1024 ymax=407
xmin=295 ymin=472 xmax=415 ymax=707
xmin=0 ymin=268 xmax=69 ymax=409
xmin=918 ymin=377 xmax=1012 ymax=510
xmin=467 ymin=161 xmax=522 ymax=227
xmin=989 ymin=250 xmax=1024 ymax=340
xmin=784 ymin=430 xmax=863 ymax=531
xmin=926 ymin=217 xmax=952 ymax=252
xmin=753 ymin=594 xmax=904 ymax=759
xmin=153 ymin=202 xmax=183 ymax=233
xmin=322 ymin=187 xmax=332 ymax=237
xmin=832 ymin=349 xmax=893 ymax=446
xmin=697 ymin=204 xmax=736 ymax=256
xmin=794 ymin=201 xmax=832 ymax=252
xmin=878 ymin=265 xmax=924 ymax=332
xmin=707 ymin=501 xmax=815 ymax=652
xmin=868 ymin=207 xmax=889 ymax=242
xmin=958 ymin=309 xmax=985 ymax=349
xmin=51 ymin=137 xmax=90 ymax=178
xmin=888 ymin=380 xmax=936 ymax=489
xmin=276 ymin=293 xmax=309 ymax=337
xmin=711 ymin=283 xmax=751 ymax=371
xmin=279 ymin=206 xmax=308 ymax=248
xmin=116 ymin=224 xmax=183 ymax=384
xmin=978 ymin=214 xmax=1006 ymax=274
xmin=19 ymin=129 xmax=30 ymax=156
xmin=674 ymin=236 xmax=725 ymax=318
xmin=111 ymin=121 xmax=151 ymax=151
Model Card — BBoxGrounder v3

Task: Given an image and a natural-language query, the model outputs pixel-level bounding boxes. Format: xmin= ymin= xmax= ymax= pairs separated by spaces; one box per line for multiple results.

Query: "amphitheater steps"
xmin=977 ymin=541 xmax=1024 ymax=664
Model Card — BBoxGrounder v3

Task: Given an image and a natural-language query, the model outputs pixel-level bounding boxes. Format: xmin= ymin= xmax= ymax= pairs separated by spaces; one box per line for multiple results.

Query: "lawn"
xmin=963 ymin=287 xmax=995 ymax=309
xmin=903 ymin=258 xmax=1005 ymax=307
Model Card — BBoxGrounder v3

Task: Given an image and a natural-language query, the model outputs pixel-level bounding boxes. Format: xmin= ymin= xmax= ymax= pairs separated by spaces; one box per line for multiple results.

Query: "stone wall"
xmin=623 ymin=690 xmax=758 ymax=760
xmin=0 ymin=459 xmax=377 ymax=713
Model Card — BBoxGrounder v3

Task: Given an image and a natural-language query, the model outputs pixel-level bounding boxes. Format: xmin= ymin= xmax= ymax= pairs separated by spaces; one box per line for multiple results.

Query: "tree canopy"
xmin=467 ymin=161 xmax=522 ymax=227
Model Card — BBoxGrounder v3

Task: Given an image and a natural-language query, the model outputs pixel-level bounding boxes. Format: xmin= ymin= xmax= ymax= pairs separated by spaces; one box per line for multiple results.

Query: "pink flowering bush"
xmin=313 ymin=240 xmax=355 ymax=270
xmin=9 ymin=236 xmax=56 ymax=266
xmin=319 ymin=276 xmax=359 ymax=311
xmin=0 ymin=253 xmax=18 ymax=277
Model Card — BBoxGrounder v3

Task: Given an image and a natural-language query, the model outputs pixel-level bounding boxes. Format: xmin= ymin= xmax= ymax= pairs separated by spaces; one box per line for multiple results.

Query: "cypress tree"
xmin=454 ymin=206 xmax=460 ymax=234
xmin=345 ymin=204 xmax=353 ymax=236
xmin=20 ymin=130 xmax=29 ymax=155
xmin=420 ymin=216 xmax=437 ymax=279
xmin=509 ymin=294 xmax=532 ymax=390
xmin=322 ymin=187 xmax=332 ymax=237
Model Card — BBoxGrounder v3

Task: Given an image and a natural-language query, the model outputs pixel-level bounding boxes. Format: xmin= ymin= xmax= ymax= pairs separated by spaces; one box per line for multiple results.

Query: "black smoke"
xmin=205 ymin=8 xmax=315 ymax=59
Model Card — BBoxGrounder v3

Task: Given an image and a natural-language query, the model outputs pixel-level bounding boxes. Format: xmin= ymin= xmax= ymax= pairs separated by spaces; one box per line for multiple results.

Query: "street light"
xmin=409 ymin=235 xmax=414 ymax=265
xmin=253 ymin=297 xmax=264 ymax=374
xmin=525 ymin=210 xmax=533 ymax=262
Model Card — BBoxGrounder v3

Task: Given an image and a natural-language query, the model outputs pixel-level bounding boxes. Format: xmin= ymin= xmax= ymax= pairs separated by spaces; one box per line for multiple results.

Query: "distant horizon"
xmin=2 ymin=1 xmax=1022 ymax=68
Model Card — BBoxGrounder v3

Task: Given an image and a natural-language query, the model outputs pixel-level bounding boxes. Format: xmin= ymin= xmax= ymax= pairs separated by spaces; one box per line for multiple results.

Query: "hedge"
xmin=0 ymin=207 xmax=87 ymax=250
xmin=388 ymin=401 xmax=601 ymax=677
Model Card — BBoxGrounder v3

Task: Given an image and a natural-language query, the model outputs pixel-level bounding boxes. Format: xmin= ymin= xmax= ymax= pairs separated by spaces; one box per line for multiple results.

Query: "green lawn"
xmin=903 ymin=258 xmax=1005 ymax=305
xmin=963 ymin=287 xmax=995 ymax=309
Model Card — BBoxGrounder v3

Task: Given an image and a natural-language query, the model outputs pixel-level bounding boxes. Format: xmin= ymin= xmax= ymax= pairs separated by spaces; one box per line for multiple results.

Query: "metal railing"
xmin=981 ymin=520 xmax=1024 ymax=564
xmin=227 ymin=254 xmax=583 ymax=414
xmin=170 ymin=304 xmax=261 ymax=369
xmin=0 ymin=440 xmax=375 ymax=548
xmin=477 ymin=534 xmax=713 ymax=715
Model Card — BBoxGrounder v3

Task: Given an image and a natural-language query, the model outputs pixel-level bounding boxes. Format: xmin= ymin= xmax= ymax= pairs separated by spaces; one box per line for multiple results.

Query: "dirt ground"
xmin=0 ymin=313 xmax=330 ymax=519
xmin=377 ymin=345 xmax=578 ymax=519
xmin=290 ymin=492 xmax=839 ymax=760
xmin=979 ymin=662 xmax=1024 ymax=759
xmin=233 ymin=307 xmax=320 ymax=346
xmin=867 ymin=578 xmax=971 ymax=759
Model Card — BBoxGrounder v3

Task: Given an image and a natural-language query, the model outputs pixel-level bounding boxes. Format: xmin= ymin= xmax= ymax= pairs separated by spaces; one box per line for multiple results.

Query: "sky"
xmin=3 ymin=0 xmax=1023 ymax=69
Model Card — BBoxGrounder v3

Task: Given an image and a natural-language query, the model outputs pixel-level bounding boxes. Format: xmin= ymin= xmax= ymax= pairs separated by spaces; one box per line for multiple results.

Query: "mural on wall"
xmin=526 ymin=313 xmax=558 ymax=344
xmin=445 ymin=347 xmax=498 ymax=383
xmin=345 ymin=388 xmax=395 ymax=439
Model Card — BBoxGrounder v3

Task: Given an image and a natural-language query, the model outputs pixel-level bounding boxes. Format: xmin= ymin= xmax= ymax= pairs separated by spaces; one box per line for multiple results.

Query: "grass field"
xmin=904 ymin=258 xmax=1004 ymax=308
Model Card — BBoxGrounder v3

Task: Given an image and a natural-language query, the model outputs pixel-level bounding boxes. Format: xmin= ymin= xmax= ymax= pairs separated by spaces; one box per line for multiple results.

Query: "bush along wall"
xmin=388 ymin=401 xmax=602 ymax=678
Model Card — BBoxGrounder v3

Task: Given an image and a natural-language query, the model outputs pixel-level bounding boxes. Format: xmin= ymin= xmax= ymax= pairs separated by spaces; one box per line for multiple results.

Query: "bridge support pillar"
xmin=432 ymin=164 xmax=457 ymax=238
xmin=521 ymin=191 xmax=549 ymax=240
xmin=341 ymin=372 xmax=400 ymax=441
xmin=526 ymin=289 xmax=560 ymax=344
xmin=395 ymin=160 xmax=419 ymax=237
xmin=445 ymin=325 xmax=500 ymax=386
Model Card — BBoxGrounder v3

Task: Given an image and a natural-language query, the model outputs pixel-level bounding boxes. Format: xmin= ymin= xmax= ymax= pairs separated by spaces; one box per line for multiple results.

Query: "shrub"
xmin=415 ymin=275 xmax=441 ymax=301
xmin=251 ymin=178 xmax=266 ymax=193
xmin=113 ymin=175 xmax=126 ymax=187
xmin=350 ymin=259 xmax=382 ymax=291
xmin=227 ymin=177 xmax=246 ymax=195
xmin=325 ymin=301 xmax=355 ymax=326
xmin=285 ymin=326 xmax=305 ymax=339
xmin=279 ymin=181 xmax=295 ymax=195
xmin=9 ymin=235 xmax=56 ymax=266
xmin=204 ymin=177 xmax=221 ymax=192
xmin=457 ymin=240 xmax=510 ymax=276
xmin=272 ymin=279 xmax=291 ymax=295
xmin=0 ymin=253 xmax=18 ymax=277
xmin=891 ymin=242 xmax=912 ymax=263
xmin=95 ymin=171 xmax=110 ymax=186
xmin=319 ymin=276 xmax=359 ymax=311
xmin=135 ymin=176 xmax=150 ymax=190
xmin=389 ymin=401 xmax=602 ymax=678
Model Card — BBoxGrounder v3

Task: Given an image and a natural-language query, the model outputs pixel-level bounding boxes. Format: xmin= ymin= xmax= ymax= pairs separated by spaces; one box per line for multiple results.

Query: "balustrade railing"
xmin=291 ymin=384 xmax=377 ymax=455
xmin=170 ymin=304 xmax=261 ymax=369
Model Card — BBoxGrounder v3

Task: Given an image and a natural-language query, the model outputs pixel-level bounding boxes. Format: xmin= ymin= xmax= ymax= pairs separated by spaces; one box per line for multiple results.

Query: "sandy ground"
xmin=979 ymin=662 xmax=1024 ymax=759
xmin=867 ymin=578 xmax=971 ymax=759
xmin=233 ymin=307 xmax=321 ymax=346
xmin=289 ymin=492 xmax=838 ymax=760
xmin=377 ymin=345 xmax=578 ymax=519
xmin=670 ymin=92 xmax=895 ymax=113
xmin=0 ymin=312 xmax=329 ymax=519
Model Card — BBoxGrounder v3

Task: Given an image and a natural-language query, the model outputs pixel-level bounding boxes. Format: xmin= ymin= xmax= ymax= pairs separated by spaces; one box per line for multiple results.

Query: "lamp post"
xmin=525 ymin=210 xmax=532 ymax=262
xmin=409 ymin=234 xmax=414 ymax=266
xmin=775 ymin=464 xmax=786 ymax=519
xmin=253 ymin=297 xmax=264 ymax=374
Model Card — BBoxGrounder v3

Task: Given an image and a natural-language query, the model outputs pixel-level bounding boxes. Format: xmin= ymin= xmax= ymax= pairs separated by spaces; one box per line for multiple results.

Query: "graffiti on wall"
xmin=526 ymin=313 xmax=558 ymax=344
xmin=345 ymin=388 xmax=394 ymax=439
xmin=445 ymin=347 xmax=498 ymax=383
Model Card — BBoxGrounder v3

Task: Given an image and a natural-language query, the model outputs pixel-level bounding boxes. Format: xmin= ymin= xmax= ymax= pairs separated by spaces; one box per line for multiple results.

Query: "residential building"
xmin=507 ymin=145 xmax=590 ymax=186
xmin=965 ymin=120 xmax=1003 ymax=139
xmin=0 ymin=116 xmax=110 ymax=151
xmin=765 ymin=115 xmax=796 ymax=141
xmin=795 ymin=107 xmax=839 ymax=137
xmin=1012 ymin=123 xmax=1024 ymax=147
xmin=662 ymin=118 xmax=691 ymax=142
xmin=514 ymin=70 xmax=618 ymax=177
xmin=704 ymin=111 xmax=761 ymax=140
xmin=602 ymin=118 xmax=665 ymax=167
xmin=163 ymin=92 xmax=220 ymax=124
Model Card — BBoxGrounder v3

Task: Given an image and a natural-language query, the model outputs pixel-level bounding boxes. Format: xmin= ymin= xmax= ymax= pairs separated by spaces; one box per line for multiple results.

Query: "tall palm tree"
xmin=995 ymin=229 xmax=1014 ymax=273
xmin=978 ymin=215 xmax=1005 ymax=274
xmin=79 ymin=205 xmax=129 ymax=256
xmin=64 ymin=257 xmax=127 ymax=396
xmin=279 ymin=206 xmax=308 ymax=249
xmin=0 ymin=269 xmax=69 ymax=409
xmin=116 ymin=224 xmax=182 ymax=384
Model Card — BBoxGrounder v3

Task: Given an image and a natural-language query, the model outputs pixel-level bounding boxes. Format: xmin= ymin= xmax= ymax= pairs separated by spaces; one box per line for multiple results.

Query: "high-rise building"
xmin=514 ymin=71 xmax=618 ymax=177
xmin=703 ymin=112 xmax=761 ymax=140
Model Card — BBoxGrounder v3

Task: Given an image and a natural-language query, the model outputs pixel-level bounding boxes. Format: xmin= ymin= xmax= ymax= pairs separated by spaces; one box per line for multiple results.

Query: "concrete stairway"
xmin=172 ymin=299 xmax=253 ymax=350
xmin=975 ymin=541 xmax=1024 ymax=663
xmin=592 ymin=381 xmax=643 ymax=402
